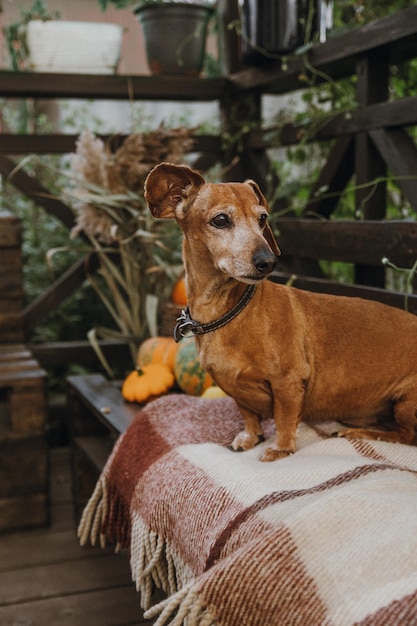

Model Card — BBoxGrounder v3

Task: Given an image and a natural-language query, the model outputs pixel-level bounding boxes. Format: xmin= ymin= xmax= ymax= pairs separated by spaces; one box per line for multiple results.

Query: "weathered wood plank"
xmin=0 ymin=313 xmax=24 ymax=343
xmin=0 ymin=433 xmax=48 ymax=498
xmin=0 ymin=446 xmax=153 ymax=625
xmin=0 ymin=493 xmax=49 ymax=533
xmin=229 ymin=6 xmax=417 ymax=93
xmin=370 ymin=128 xmax=417 ymax=211
xmin=275 ymin=219 xmax=417 ymax=267
xmin=0 ymin=132 xmax=221 ymax=156
xmin=0 ymin=70 xmax=226 ymax=101
xmin=22 ymin=255 xmax=97 ymax=333
xmin=271 ymin=272 xmax=417 ymax=315
xmin=0 ymin=248 xmax=22 ymax=271
xmin=0 ymin=368 xmax=46 ymax=386
xmin=9 ymin=382 xmax=48 ymax=432
xmin=0 ymin=347 xmax=32 ymax=361
xmin=304 ymin=136 xmax=354 ymax=218
xmin=0 ymin=212 xmax=22 ymax=247
xmin=0 ymin=269 xmax=23 ymax=297
xmin=0 ymin=358 xmax=39 ymax=372
xmin=354 ymin=50 xmax=388 ymax=287
xmin=67 ymin=374 xmax=138 ymax=436
xmin=0 ymin=553 xmax=134 ymax=607
xmin=30 ymin=339 xmax=131 ymax=368
xmin=72 ymin=435 xmax=115 ymax=522
xmin=0 ymin=585 xmax=147 ymax=626
xmin=273 ymin=96 xmax=417 ymax=147
xmin=0 ymin=528 xmax=109 ymax=571
xmin=0 ymin=156 xmax=75 ymax=229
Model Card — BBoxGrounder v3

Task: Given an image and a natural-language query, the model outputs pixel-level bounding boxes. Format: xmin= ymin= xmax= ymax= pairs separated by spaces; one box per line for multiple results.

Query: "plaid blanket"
xmin=78 ymin=394 xmax=417 ymax=626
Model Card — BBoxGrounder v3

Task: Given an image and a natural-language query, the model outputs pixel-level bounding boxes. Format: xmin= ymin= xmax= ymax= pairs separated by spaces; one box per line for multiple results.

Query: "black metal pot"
xmin=241 ymin=0 xmax=333 ymax=64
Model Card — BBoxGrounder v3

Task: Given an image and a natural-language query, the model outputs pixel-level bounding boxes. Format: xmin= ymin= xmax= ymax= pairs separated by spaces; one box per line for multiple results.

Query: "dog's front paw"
xmin=260 ymin=447 xmax=293 ymax=462
xmin=229 ymin=430 xmax=264 ymax=452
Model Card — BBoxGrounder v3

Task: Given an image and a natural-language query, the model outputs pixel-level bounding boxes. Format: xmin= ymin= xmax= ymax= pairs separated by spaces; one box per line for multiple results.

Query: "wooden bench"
xmin=67 ymin=373 xmax=139 ymax=521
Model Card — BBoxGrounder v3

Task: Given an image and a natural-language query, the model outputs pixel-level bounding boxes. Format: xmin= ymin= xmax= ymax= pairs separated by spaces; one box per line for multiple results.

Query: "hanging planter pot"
xmin=241 ymin=0 xmax=333 ymax=65
xmin=133 ymin=1 xmax=215 ymax=76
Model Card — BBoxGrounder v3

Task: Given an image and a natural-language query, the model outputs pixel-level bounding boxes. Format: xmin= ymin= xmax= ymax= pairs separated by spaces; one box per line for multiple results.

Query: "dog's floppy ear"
xmin=246 ymin=180 xmax=281 ymax=257
xmin=144 ymin=163 xmax=205 ymax=219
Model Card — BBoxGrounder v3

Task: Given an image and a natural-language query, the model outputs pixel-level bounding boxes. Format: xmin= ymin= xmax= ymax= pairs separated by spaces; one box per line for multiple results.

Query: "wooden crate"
xmin=0 ymin=427 xmax=49 ymax=532
xmin=0 ymin=345 xmax=49 ymax=532
xmin=0 ymin=348 xmax=47 ymax=433
xmin=0 ymin=212 xmax=24 ymax=343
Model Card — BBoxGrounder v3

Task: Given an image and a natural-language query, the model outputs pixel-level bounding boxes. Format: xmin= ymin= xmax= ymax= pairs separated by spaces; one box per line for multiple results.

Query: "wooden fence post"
xmin=354 ymin=50 xmax=389 ymax=288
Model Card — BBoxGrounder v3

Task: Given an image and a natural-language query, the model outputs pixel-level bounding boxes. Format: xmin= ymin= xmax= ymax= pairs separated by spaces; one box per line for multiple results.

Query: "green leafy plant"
xmin=3 ymin=0 xmax=59 ymax=70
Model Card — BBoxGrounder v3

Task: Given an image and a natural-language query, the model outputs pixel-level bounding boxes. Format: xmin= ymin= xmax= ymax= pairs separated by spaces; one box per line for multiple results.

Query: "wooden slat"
xmin=370 ymin=128 xmax=417 ymax=211
xmin=275 ymin=219 xmax=417 ymax=267
xmin=0 ymin=156 xmax=75 ymax=229
xmin=0 ymin=212 xmax=22 ymax=247
xmin=0 ymin=313 xmax=24 ymax=343
xmin=0 ymin=132 xmax=221 ymax=156
xmin=22 ymin=255 xmax=97 ymax=333
xmin=30 ymin=339 xmax=131 ymax=368
xmin=0 ymin=344 xmax=27 ymax=354
xmin=0 ymin=358 xmax=39 ymax=372
xmin=304 ymin=135 xmax=354 ymax=218
xmin=273 ymin=96 xmax=417 ymax=147
xmin=0 ymin=71 xmax=226 ymax=101
xmin=0 ymin=528 xmax=103 ymax=572
xmin=229 ymin=6 xmax=417 ymax=93
xmin=0 ymin=554 xmax=134 ymax=607
xmin=67 ymin=374 xmax=138 ymax=436
xmin=0 ymin=585 xmax=149 ymax=626
xmin=73 ymin=436 xmax=114 ymax=474
xmin=0 ymin=348 xmax=32 ymax=361
xmin=0 ymin=368 xmax=46 ymax=386
xmin=271 ymin=272 xmax=417 ymax=315
xmin=0 ymin=441 xmax=154 ymax=625
xmin=0 ymin=434 xmax=48 ymax=498
xmin=0 ymin=493 xmax=48 ymax=533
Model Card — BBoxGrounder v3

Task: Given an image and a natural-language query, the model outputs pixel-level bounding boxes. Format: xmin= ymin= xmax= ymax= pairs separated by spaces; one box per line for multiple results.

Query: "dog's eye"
xmin=259 ymin=213 xmax=268 ymax=228
xmin=210 ymin=213 xmax=230 ymax=229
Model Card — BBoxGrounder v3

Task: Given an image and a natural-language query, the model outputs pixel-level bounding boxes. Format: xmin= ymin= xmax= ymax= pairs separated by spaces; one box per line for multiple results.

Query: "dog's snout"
xmin=253 ymin=249 xmax=277 ymax=275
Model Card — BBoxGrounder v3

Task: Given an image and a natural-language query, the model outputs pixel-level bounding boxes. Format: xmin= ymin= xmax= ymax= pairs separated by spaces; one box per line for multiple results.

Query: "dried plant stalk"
xmin=67 ymin=128 xmax=193 ymax=370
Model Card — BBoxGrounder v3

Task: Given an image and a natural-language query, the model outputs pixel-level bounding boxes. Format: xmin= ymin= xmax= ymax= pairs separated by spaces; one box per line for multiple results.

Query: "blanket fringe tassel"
xmin=78 ymin=480 xmax=217 ymax=625
xmin=130 ymin=516 xmax=217 ymax=626
xmin=77 ymin=477 xmax=111 ymax=550
xmin=143 ymin=579 xmax=216 ymax=626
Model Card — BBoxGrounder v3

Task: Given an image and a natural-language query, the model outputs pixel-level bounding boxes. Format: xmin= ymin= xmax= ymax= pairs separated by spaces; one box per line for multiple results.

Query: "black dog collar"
xmin=174 ymin=284 xmax=257 ymax=343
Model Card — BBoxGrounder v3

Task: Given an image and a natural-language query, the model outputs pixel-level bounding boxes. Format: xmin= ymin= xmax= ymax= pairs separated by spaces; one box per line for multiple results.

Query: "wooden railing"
xmin=1 ymin=5 xmax=417 ymax=367
xmin=232 ymin=5 xmax=417 ymax=313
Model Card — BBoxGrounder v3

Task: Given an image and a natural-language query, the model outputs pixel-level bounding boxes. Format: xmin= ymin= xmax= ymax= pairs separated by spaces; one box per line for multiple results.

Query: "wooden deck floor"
xmin=0 ymin=447 xmax=153 ymax=626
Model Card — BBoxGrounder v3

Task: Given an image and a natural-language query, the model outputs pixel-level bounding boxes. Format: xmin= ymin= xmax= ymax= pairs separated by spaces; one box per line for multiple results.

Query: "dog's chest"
xmin=197 ymin=335 xmax=274 ymax=414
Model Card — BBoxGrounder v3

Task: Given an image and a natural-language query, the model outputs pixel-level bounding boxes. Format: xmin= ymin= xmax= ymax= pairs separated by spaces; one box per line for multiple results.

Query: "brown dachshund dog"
xmin=144 ymin=162 xmax=417 ymax=461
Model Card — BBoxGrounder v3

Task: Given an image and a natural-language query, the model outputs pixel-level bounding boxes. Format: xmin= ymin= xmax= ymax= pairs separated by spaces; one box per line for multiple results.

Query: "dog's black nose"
xmin=253 ymin=249 xmax=277 ymax=275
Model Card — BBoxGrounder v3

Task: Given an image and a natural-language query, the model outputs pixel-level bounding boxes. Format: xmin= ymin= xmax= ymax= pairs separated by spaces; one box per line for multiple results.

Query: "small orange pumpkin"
xmin=121 ymin=363 xmax=175 ymax=404
xmin=174 ymin=338 xmax=213 ymax=396
xmin=137 ymin=336 xmax=178 ymax=371
xmin=171 ymin=276 xmax=187 ymax=306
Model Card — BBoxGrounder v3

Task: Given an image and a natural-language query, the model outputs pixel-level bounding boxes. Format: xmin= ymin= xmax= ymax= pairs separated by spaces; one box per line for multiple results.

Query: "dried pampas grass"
xmin=66 ymin=127 xmax=194 ymax=373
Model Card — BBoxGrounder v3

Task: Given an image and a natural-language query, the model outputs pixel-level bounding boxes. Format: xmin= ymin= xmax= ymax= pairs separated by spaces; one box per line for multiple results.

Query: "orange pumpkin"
xmin=174 ymin=338 xmax=213 ymax=396
xmin=121 ymin=364 xmax=175 ymax=404
xmin=137 ymin=336 xmax=178 ymax=371
xmin=171 ymin=276 xmax=187 ymax=306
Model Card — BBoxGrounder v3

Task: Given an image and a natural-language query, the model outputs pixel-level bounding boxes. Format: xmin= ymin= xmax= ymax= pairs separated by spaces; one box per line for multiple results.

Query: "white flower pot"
xmin=25 ymin=20 xmax=123 ymax=74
